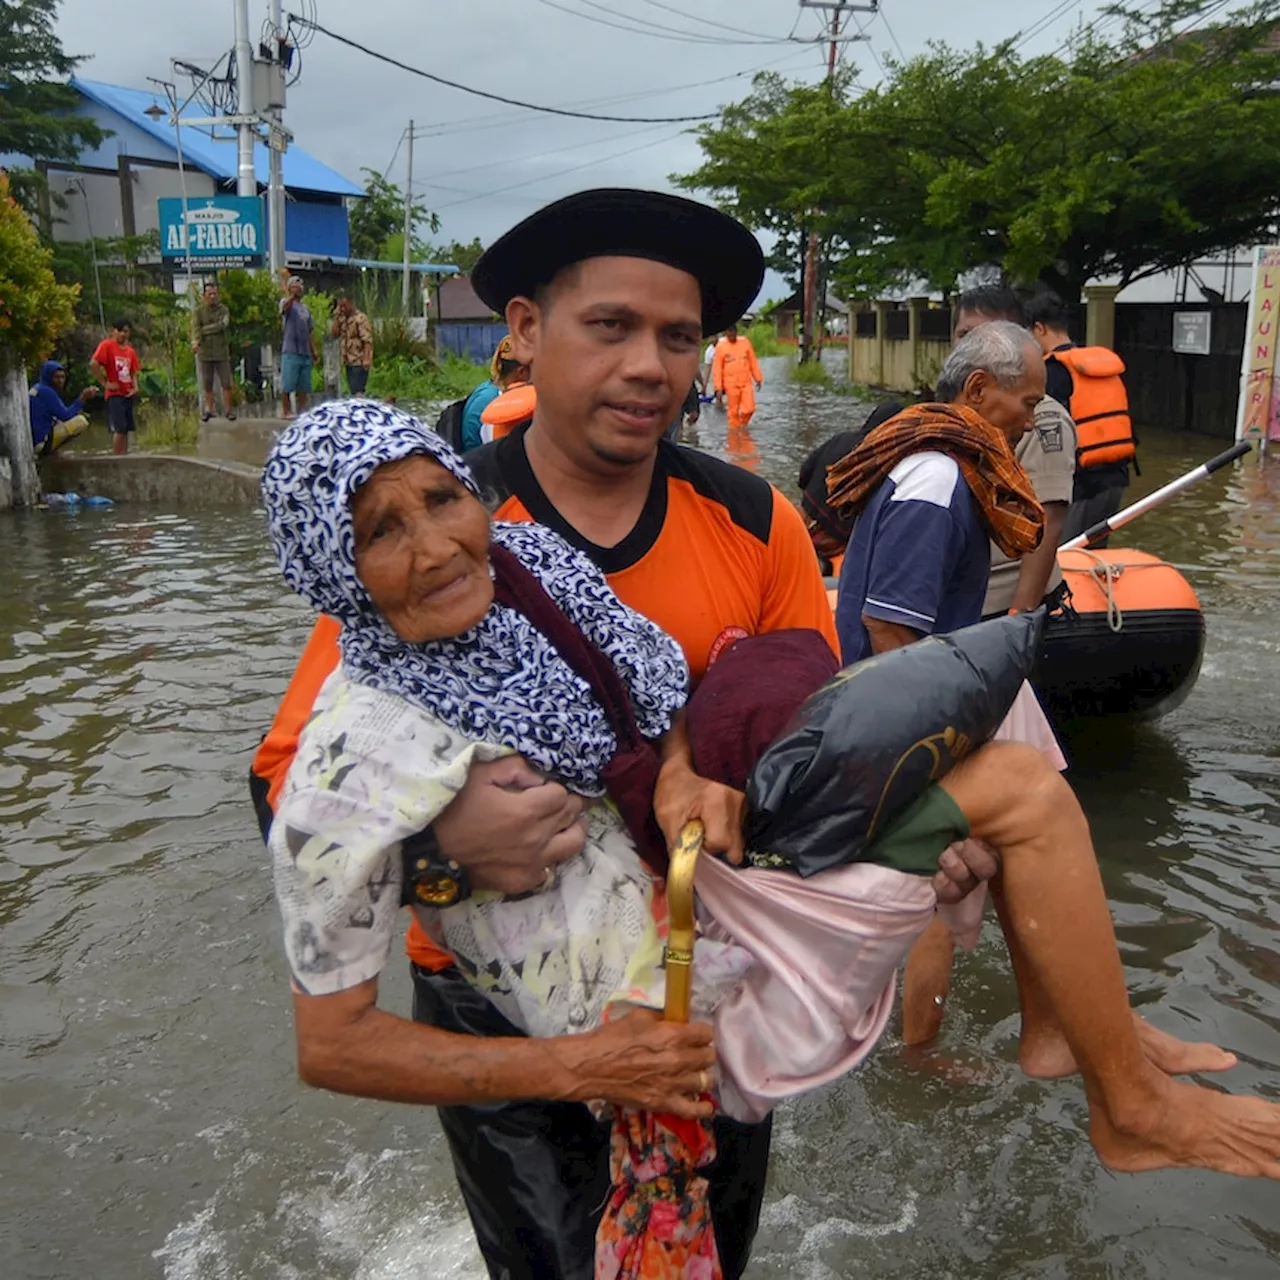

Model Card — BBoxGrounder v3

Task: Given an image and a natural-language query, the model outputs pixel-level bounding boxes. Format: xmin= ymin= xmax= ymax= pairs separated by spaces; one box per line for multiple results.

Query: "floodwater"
xmin=3 ymin=355 xmax=1279 ymax=1279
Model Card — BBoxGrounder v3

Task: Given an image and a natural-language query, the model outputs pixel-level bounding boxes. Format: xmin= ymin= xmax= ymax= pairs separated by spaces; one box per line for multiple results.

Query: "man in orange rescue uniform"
xmin=251 ymin=188 xmax=861 ymax=1280
xmin=712 ymin=320 xmax=764 ymax=428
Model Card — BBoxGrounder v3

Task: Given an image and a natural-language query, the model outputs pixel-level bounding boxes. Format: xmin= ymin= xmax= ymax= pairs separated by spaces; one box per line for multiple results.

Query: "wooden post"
xmin=0 ymin=352 xmax=41 ymax=508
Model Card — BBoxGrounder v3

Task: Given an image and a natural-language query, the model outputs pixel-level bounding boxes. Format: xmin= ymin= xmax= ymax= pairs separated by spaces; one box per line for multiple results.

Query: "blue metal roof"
xmin=70 ymin=77 xmax=363 ymax=198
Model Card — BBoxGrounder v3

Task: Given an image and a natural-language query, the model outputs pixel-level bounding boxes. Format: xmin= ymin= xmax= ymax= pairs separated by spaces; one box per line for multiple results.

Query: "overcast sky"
xmin=54 ymin=0 xmax=1113 ymax=300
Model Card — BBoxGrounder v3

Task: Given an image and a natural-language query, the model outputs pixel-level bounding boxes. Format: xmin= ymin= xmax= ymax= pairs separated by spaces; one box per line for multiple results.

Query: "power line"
xmin=638 ymin=0 xmax=790 ymax=41
xmin=531 ymin=0 xmax=869 ymax=47
xmin=1010 ymin=0 xmax=1087 ymax=52
xmin=530 ymin=0 xmax=769 ymax=45
xmin=854 ymin=14 xmax=888 ymax=80
xmin=410 ymin=43 xmax=821 ymax=141
xmin=432 ymin=130 xmax=690 ymax=211
xmin=571 ymin=0 xmax=774 ymax=43
xmin=418 ymin=121 xmax=674 ymax=185
xmin=879 ymin=6 xmax=908 ymax=62
xmin=288 ymin=15 xmax=723 ymax=120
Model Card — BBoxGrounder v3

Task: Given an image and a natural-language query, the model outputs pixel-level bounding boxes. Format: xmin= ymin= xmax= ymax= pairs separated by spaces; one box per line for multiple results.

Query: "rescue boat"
xmin=1035 ymin=547 xmax=1204 ymax=720
xmin=823 ymin=547 xmax=1205 ymax=721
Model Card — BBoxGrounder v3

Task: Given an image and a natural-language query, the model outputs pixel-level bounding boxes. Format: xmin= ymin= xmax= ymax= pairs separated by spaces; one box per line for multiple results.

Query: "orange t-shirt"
xmin=250 ymin=425 xmax=836 ymax=970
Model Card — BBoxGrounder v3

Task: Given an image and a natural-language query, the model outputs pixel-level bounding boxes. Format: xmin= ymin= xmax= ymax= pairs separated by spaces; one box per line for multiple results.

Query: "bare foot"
xmin=901 ymin=1042 xmax=1004 ymax=1086
xmin=1134 ymin=1016 xmax=1237 ymax=1075
xmin=1092 ymin=1074 xmax=1280 ymax=1178
xmin=1020 ymin=1012 xmax=1237 ymax=1080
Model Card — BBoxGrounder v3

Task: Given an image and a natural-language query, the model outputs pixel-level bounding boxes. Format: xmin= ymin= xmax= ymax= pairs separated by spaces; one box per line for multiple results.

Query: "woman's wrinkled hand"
xmin=654 ymin=763 xmax=746 ymax=865
xmin=561 ymin=1008 xmax=717 ymax=1119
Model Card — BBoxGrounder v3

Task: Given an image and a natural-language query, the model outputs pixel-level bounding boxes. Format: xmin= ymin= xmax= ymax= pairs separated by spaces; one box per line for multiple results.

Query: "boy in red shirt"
xmin=90 ymin=319 xmax=141 ymax=455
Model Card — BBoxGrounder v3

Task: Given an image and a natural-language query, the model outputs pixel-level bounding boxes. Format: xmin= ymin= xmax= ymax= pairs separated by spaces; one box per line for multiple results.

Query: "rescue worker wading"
xmin=1027 ymin=291 xmax=1135 ymax=546
xmin=712 ymin=322 xmax=764 ymax=429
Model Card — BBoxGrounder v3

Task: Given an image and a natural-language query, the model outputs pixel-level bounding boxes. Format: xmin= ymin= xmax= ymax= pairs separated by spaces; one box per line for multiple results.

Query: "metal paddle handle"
xmin=1062 ymin=440 xmax=1252 ymax=551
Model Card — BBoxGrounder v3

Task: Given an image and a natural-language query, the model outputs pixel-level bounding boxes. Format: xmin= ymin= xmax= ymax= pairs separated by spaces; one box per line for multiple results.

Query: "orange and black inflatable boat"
xmin=823 ymin=546 xmax=1205 ymax=720
xmin=1033 ymin=547 xmax=1204 ymax=720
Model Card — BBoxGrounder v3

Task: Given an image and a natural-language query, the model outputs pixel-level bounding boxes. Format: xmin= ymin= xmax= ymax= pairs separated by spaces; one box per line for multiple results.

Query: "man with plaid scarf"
xmin=829 ymin=321 xmax=1046 ymax=665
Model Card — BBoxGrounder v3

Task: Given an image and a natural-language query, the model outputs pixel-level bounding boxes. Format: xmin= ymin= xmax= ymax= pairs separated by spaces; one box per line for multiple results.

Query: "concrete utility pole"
xmin=797 ymin=0 xmax=873 ymax=362
xmin=267 ymin=0 xmax=287 ymax=275
xmin=232 ymin=0 xmax=256 ymax=198
xmin=402 ymin=121 xmax=415 ymax=311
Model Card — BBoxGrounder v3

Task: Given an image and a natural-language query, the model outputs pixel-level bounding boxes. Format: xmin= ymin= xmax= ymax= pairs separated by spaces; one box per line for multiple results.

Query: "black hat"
xmin=471 ymin=188 xmax=764 ymax=335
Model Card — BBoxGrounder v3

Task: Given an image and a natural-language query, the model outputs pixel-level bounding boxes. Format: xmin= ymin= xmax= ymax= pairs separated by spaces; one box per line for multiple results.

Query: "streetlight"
xmin=144 ymin=89 xmax=196 ymax=292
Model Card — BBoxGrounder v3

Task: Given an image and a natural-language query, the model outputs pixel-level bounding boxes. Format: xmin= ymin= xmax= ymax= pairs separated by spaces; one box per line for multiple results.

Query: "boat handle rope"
xmin=1076 ymin=550 xmax=1125 ymax=633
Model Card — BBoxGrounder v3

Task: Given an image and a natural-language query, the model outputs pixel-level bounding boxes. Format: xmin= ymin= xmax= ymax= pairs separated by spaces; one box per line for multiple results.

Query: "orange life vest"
xmin=480 ymin=382 xmax=536 ymax=439
xmin=1050 ymin=346 xmax=1135 ymax=468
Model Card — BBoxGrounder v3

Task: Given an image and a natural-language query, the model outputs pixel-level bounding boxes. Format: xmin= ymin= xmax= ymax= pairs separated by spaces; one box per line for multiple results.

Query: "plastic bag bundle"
xmin=744 ymin=610 xmax=1044 ymax=877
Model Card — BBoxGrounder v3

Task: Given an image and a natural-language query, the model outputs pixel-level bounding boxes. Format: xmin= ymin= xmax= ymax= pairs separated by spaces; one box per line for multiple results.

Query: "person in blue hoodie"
xmin=29 ymin=361 xmax=99 ymax=455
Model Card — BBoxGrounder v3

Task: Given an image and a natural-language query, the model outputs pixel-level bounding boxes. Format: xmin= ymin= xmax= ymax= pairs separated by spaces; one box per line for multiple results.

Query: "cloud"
xmin=54 ymin=0 xmax=1109 ymax=300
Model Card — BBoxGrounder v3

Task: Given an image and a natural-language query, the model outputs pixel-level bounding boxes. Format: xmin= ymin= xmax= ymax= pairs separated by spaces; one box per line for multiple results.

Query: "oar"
xmin=1061 ymin=441 xmax=1253 ymax=551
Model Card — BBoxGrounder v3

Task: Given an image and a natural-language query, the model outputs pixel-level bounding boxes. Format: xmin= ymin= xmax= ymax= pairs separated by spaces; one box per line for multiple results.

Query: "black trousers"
xmin=1061 ymin=483 xmax=1126 ymax=546
xmin=345 ymin=364 xmax=370 ymax=395
xmin=412 ymin=965 xmax=772 ymax=1280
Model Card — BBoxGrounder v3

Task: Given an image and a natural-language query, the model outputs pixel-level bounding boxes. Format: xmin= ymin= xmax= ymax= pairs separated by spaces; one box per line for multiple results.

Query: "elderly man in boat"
xmin=253 ymin=191 xmax=1280 ymax=1280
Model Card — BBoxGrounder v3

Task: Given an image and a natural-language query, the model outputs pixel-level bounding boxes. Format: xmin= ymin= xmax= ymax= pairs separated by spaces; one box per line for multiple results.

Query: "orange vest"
xmin=1051 ymin=346 xmax=1135 ymax=468
xmin=480 ymin=382 xmax=536 ymax=439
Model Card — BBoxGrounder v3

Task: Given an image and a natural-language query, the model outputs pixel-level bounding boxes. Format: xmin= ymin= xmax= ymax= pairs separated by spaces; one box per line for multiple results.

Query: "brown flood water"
xmin=2 ymin=356 xmax=1278 ymax=1278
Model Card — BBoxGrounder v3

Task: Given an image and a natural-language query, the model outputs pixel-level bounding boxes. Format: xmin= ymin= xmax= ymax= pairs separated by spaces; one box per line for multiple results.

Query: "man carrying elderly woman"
xmin=252 ymin=191 xmax=1280 ymax=1280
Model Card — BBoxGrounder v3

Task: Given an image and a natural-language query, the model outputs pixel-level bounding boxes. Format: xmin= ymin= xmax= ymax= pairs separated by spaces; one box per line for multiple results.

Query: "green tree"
xmin=0 ymin=170 xmax=80 ymax=505
xmin=0 ymin=0 xmax=106 ymax=210
xmin=0 ymin=173 xmax=78 ymax=365
xmin=678 ymin=1 xmax=1280 ymax=300
xmin=675 ymin=72 xmax=851 ymax=289
xmin=424 ymin=236 xmax=486 ymax=273
xmin=347 ymin=168 xmax=440 ymax=261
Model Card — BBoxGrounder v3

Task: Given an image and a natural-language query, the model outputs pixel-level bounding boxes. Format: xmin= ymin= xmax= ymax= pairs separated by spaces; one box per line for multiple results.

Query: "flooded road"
xmin=3 ymin=356 xmax=1279 ymax=1278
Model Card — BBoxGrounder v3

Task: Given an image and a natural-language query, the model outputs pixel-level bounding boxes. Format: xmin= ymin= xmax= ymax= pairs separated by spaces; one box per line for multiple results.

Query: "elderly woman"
xmin=263 ymin=401 xmax=1280 ymax=1277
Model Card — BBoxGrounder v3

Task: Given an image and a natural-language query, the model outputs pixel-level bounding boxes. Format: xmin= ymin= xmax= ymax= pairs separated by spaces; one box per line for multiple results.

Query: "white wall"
xmin=1110 ymin=254 xmax=1256 ymax=305
xmin=47 ymin=166 xmax=216 ymax=243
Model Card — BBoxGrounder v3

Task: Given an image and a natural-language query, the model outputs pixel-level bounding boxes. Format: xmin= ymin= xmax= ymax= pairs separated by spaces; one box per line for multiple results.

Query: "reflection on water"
xmin=2 ymin=357 xmax=1278 ymax=1278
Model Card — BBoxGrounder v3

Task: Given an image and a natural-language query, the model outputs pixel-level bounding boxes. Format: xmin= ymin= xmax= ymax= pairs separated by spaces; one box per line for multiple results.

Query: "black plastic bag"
xmin=743 ymin=610 xmax=1045 ymax=877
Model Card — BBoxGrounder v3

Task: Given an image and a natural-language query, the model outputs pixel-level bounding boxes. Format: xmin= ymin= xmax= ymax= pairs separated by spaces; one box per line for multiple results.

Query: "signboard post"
xmin=158 ymin=195 xmax=265 ymax=272
xmin=1172 ymin=311 xmax=1212 ymax=356
xmin=1235 ymin=245 xmax=1280 ymax=452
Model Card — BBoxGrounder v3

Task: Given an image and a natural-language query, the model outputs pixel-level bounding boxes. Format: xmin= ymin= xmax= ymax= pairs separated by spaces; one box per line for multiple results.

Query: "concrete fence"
xmin=848 ymin=298 xmax=950 ymax=394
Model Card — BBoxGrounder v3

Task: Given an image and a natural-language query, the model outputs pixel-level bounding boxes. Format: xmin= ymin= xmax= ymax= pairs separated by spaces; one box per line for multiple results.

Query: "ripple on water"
xmin=3 ymin=421 xmax=1280 ymax=1278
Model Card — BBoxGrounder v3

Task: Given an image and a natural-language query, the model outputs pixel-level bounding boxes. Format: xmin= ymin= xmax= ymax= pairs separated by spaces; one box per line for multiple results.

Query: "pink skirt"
xmin=700 ymin=681 xmax=1065 ymax=1122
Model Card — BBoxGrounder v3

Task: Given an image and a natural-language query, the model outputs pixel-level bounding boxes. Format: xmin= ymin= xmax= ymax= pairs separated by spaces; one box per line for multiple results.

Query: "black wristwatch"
xmin=401 ymin=824 xmax=471 ymax=908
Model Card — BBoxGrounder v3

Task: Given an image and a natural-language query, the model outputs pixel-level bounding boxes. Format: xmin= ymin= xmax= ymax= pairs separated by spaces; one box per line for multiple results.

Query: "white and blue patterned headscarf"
xmin=261 ymin=398 xmax=687 ymax=792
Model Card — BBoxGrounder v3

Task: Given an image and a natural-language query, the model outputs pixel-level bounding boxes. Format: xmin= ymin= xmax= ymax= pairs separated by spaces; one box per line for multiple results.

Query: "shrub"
xmin=0 ymin=172 xmax=78 ymax=367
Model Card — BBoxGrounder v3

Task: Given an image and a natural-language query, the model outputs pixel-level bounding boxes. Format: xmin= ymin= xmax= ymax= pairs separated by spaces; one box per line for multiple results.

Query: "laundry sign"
xmin=1235 ymin=245 xmax=1280 ymax=446
xmin=158 ymin=196 xmax=264 ymax=268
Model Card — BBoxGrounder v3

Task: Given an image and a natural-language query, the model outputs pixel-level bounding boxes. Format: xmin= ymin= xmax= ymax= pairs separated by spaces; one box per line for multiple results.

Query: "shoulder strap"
xmin=488 ymin=542 xmax=667 ymax=873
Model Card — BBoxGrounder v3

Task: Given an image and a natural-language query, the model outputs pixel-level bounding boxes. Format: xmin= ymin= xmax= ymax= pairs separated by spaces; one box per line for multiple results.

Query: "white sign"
xmin=1173 ymin=310 xmax=1212 ymax=356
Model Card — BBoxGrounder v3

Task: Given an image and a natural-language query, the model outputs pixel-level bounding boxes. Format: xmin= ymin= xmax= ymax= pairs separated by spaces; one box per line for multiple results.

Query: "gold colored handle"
xmin=663 ymin=820 xmax=704 ymax=1024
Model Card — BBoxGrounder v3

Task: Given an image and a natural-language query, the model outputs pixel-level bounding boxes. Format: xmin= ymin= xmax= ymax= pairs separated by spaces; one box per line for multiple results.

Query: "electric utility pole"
xmin=232 ymin=0 xmax=256 ymax=198
xmin=403 ymin=121 xmax=415 ymax=312
xmin=266 ymin=0 xmax=288 ymax=276
xmin=797 ymin=0 xmax=873 ymax=362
